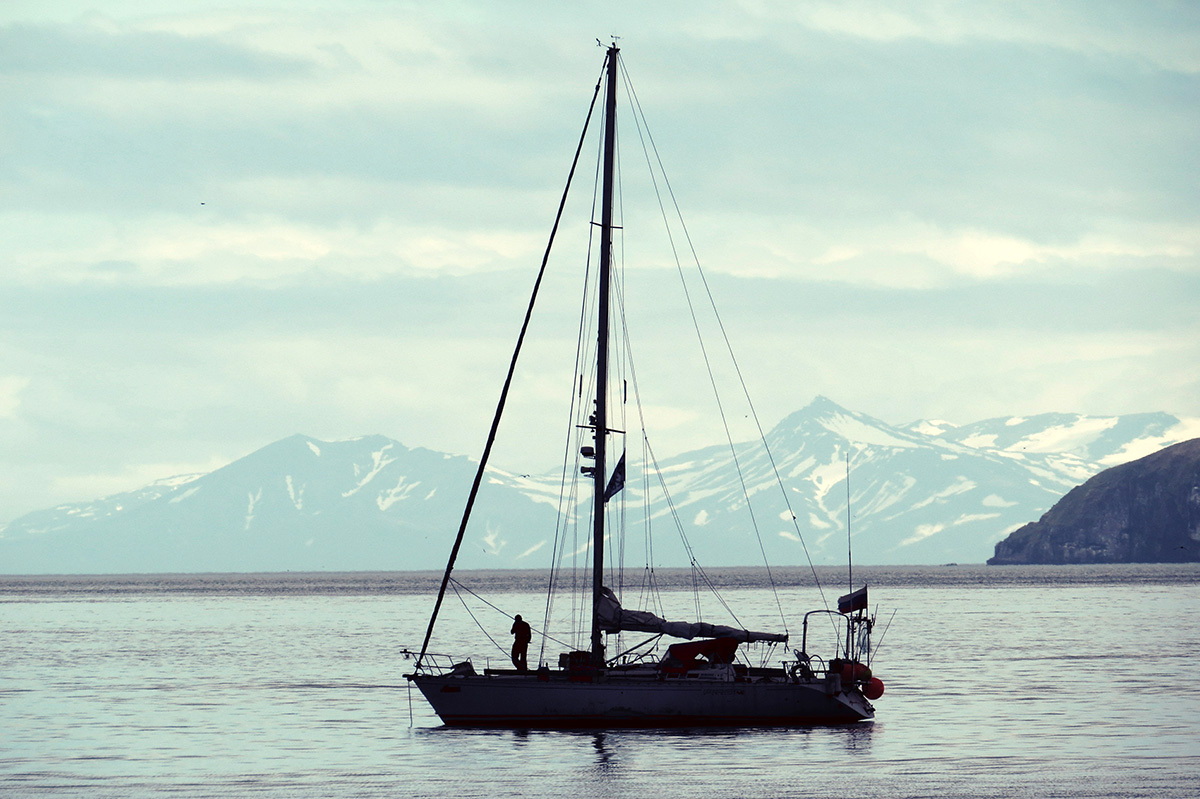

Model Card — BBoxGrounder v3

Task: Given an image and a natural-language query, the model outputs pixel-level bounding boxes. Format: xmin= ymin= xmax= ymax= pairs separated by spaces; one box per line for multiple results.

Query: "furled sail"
xmin=596 ymin=587 xmax=788 ymax=643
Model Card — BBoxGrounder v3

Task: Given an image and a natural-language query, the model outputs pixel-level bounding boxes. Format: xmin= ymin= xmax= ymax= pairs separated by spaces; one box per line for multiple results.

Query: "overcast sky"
xmin=2 ymin=1 xmax=1197 ymax=524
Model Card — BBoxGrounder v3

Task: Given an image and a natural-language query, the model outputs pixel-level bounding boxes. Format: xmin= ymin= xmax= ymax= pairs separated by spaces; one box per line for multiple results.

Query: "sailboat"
xmin=406 ymin=43 xmax=883 ymax=727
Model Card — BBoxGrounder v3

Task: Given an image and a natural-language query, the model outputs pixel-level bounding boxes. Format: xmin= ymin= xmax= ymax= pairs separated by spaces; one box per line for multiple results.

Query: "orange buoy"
xmin=864 ymin=677 xmax=885 ymax=700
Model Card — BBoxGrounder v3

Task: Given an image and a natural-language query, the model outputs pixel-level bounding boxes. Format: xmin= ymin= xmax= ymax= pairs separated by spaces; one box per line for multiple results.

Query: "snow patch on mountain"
xmin=1009 ymin=417 xmax=1119 ymax=453
xmin=344 ymin=444 xmax=397 ymax=497
xmin=170 ymin=486 xmax=201 ymax=504
xmin=911 ymin=477 xmax=976 ymax=510
xmin=1099 ymin=417 xmax=1200 ymax=465
xmin=807 ymin=513 xmax=833 ymax=530
xmin=821 ymin=413 xmax=916 ymax=449
xmin=285 ymin=476 xmax=303 ymax=510
xmin=481 ymin=524 xmax=506 ymax=555
xmin=856 ymin=476 xmax=917 ymax=516
xmin=245 ymin=488 xmax=261 ymax=530
xmin=488 ymin=470 xmax=560 ymax=508
xmin=159 ymin=474 xmax=204 ymax=488
xmin=378 ymin=476 xmax=421 ymax=511
xmin=517 ymin=541 xmax=546 ymax=559
xmin=953 ymin=512 xmax=1000 ymax=526
xmin=961 ymin=433 xmax=998 ymax=448
xmin=900 ymin=523 xmax=945 ymax=547
xmin=808 ymin=458 xmax=849 ymax=501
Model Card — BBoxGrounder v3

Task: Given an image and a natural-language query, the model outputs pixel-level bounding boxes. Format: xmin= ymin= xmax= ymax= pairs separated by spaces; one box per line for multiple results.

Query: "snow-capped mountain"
xmin=2 ymin=399 xmax=1195 ymax=573
xmin=0 ymin=435 xmax=558 ymax=574
xmin=642 ymin=398 xmax=1195 ymax=566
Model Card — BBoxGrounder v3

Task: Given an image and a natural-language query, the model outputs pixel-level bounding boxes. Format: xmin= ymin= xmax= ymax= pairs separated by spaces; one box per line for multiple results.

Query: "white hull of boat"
xmin=411 ymin=672 xmax=874 ymax=728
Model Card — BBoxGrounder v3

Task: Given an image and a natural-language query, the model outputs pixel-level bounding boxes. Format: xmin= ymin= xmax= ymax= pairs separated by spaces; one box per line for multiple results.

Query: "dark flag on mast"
xmin=838 ymin=586 xmax=868 ymax=614
xmin=603 ymin=452 xmax=626 ymax=502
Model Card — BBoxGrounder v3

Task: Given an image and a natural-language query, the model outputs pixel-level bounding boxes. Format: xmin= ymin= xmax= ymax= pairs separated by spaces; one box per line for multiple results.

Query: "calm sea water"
xmin=2 ymin=564 xmax=1198 ymax=798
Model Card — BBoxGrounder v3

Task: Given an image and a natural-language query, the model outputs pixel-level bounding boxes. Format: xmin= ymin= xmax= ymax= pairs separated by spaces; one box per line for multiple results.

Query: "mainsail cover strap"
xmin=596 ymin=587 xmax=787 ymax=643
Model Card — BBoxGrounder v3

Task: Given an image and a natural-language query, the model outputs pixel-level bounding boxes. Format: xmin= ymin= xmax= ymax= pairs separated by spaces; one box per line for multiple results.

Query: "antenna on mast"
xmin=846 ymin=452 xmax=853 ymax=599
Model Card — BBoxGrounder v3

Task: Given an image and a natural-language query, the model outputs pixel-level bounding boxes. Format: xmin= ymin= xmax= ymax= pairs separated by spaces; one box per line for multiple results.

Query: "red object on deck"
xmin=839 ymin=661 xmax=872 ymax=683
xmin=660 ymin=637 xmax=740 ymax=675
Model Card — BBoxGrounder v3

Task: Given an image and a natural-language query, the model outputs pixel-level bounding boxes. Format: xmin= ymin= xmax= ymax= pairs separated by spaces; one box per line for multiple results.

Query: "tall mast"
xmin=590 ymin=43 xmax=619 ymax=667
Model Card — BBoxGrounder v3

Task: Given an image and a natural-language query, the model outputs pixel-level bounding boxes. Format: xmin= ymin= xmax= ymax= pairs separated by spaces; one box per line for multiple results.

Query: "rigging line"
xmin=541 ymin=454 xmax=580 ymax=660
xmin=603 ymin=67 xmax=735 ymax=631
xmin=637 ymin=433 xmax=751 ymax=632
xmin=688 ymin=552 xmax=741 ymax=626
xmin=541 ymin=106 xmax=607 ymax=662
xmin=451 ymin=577 xmax=576 ymax=652
xmin=581 ymin=499 xmax=596 ymax=642
xmin=643 ymin=562 xmax=665 ymax=619
xmin=551 ymin=425 xmax=589 ymax=649
xmin=612 ymin=275 xmax=734 ymax=630
xmin=636 ymin=436 xmax=696 ymax=565
xmin=622 ymin=68 xmax=775 ymax=595
xmin=449 ymin=580 xmax=506 ymax=660
xmin=609 ymin=182 xmax=674 ymax=615
xmin=611 ymin=121 xmax=626 ymax=600
xmin=619 ymin=62 xmax=788 ymax=634
xmin=635 ymin=563 xmax=653 ymax=614
xmin=871 ymin=608 xmax=898 ymax=665
xmin=642 ymin=438 xmax=656 ymax=601
xmin=622 ymin=332 xmax=748 ymax=631
xmin=556 ymin=123 xmax=607 ymax=650
xmin=557 ymin=476 xmax=582 ymax=646
xmin=623 ymin=66 xmax=825 ymax=618
xmin=611 ymin=62 xmax=734 ymax=632
xmin=609 ymin=258 xmax=642 ymax=605
xmin=846 ymin=451 xmax=853 ymax=598
xmin=414 ymin=55 xmax=608 ymax=670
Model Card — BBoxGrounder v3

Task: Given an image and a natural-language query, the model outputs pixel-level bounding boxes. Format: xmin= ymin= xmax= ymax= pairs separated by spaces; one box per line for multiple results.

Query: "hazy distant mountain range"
xmin=2 ymin=397 xmax=1196 ymax=574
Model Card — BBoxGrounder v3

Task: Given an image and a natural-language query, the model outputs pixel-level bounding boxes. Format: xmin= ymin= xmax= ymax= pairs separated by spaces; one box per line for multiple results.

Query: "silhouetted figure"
xmin=510 ymin=614 xmax=532 ymax=672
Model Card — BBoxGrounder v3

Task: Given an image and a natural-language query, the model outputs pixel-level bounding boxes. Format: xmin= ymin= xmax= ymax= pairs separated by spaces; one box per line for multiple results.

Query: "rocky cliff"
xmin=988 ymin=438 xmax=1200 ymax=564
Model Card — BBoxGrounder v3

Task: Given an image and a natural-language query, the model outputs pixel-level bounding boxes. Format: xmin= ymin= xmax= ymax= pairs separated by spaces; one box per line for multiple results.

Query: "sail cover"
xmin=596 ymin=587 xmax=788 ymax=643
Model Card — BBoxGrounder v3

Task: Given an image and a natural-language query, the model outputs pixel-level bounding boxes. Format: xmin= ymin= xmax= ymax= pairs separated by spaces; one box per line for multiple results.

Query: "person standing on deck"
xmin=510 ymin=615 xmax=532 ymax=672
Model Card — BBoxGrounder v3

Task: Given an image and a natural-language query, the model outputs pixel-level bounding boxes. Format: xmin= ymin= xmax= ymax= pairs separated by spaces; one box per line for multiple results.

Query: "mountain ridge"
xmin=988 ymin=438 xmax=1200 ymax=564
xmin=3 ymin=399 xmax=1197 ymax=573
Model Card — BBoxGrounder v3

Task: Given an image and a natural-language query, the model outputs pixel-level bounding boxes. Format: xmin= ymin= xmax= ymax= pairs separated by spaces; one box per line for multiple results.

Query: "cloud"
xmin=0 ymin=376 xmax=30 ymax=418
xmin=693 ymin=214 xmax=1198 ymax=287
xmin=888 ymin=225 xmax=1196 ymax=282
xmin=791 ymin=1 xmax=1200 ymax=72
xmin=49 ymin=457 xmax=230 ymax=507
xmin=0 ymin=1 xmax=1196 ymax=527
xmin=0 ymin=19 xmax=314 ymax=79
